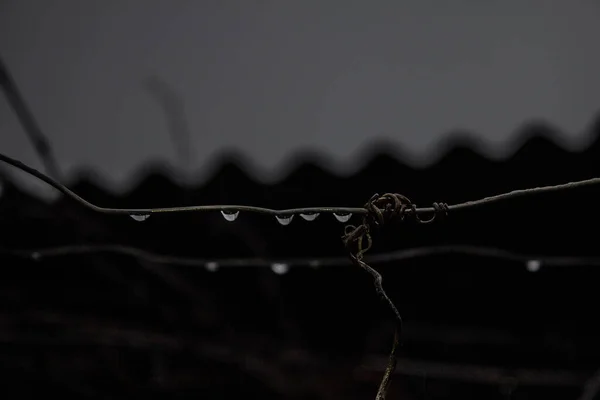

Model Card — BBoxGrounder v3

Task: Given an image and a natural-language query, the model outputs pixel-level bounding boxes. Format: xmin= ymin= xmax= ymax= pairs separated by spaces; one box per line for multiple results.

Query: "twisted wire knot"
xmin=342 ymin=193 xmax=412 ymax=258
xmin=342 ymin=193 xmax=449 ymax=258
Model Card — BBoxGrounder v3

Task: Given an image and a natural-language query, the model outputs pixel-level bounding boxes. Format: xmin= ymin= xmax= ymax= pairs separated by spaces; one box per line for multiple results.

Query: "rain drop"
xmin=526 ymin=259 xmax=541 ymax=272
xmin=31 ymin=252 xmax=41 ymax=261
xmin=271 ymin=263 xmax=289 ymax=275
xmin=221 ymin=210 xmax=239 ymax=222
xmin=276 ymin=215 xmax=294 ymax=226
xmin=300 ymin=213 xmax=319 ymax=221
xmin=333 ymin=213 xmax=352 ymax=223
xmin=205 ymin=261 xmax=219 ymax=272
xmin=130 ymin=214 xmax=150 ymax=222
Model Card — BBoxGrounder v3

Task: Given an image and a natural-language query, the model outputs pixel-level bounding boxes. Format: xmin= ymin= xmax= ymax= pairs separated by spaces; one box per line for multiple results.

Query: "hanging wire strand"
xmin=2 ymin=243 xmax=597 ymax=269
xmin=2 ymin=151 xmax=600 ymax=217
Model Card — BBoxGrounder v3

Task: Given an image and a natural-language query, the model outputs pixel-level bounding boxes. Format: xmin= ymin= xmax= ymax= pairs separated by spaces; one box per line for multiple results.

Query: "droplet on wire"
xmin=31 ymin=252 xmax=41 ymax=261
xmin=221 ymin=210 xmax=239 ymax=222
xmin=276 ymin=215 xmax=294 ymax=226
xmin=130 ymin=214 xmax=150 ymax=222
xmin=205 ymin=261 xmax=219 ymax=272
xmin=300 ymin=213 xmax=319 ymax=221
xmin=526 ymin=259 xmax=541 ymax=272
xmin=333 ymin=213 xmax=352 ymax=223
xmin=271 ymin=263 xmax=289 ymax=275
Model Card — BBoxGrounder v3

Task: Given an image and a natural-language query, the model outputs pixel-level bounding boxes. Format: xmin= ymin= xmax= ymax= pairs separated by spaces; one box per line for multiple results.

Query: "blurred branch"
xmin=0 ymin=310 xmax=591 ymax=389
xmin=0 ymin=310 xmax=314 ymax=397
xmin=579 ymin=369 xmax=600 ymax=400
xmin=9 ymin=356 xmax=110 ymax=399
xmin=143 ymin=76 xmax=191 ymax=176
xmin=0 ymin=55 xmax=62 ymax=181
xmin=358 ymin=355 xmax=587 ymax=387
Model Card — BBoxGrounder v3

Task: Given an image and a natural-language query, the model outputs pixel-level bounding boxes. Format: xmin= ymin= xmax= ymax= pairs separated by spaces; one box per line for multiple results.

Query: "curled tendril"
xmin=342 ymin=193 xmax=449 ymax=400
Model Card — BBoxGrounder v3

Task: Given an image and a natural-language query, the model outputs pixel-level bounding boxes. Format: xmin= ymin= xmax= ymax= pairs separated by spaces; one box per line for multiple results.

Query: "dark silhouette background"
xmin=1 ymin=115 xmax=600 ymax=399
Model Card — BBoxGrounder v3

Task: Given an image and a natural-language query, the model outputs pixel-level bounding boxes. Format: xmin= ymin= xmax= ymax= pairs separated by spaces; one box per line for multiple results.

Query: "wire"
xmin=1 ymin=151 xmax=600 ymax=217
xmin=2 ymin=243 xmax=598 ymax=270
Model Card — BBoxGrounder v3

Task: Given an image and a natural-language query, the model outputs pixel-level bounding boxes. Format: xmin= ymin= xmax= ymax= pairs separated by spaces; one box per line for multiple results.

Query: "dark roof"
xmin=1 ymin=119 xmax=600 ymax=399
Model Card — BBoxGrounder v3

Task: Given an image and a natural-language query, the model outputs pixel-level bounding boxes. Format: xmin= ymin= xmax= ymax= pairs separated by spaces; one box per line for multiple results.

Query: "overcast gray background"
xmin=1 ymin=0 xmax=600 ymax=199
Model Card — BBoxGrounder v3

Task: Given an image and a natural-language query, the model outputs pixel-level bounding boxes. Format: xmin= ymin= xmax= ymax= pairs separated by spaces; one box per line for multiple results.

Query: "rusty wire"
xmin=2 ymin=152 xmax=600 ymax=218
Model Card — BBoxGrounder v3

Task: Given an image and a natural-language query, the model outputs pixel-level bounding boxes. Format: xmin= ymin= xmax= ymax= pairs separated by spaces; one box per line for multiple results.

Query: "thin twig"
xmin=1 ymin=152 xmax=600 ymax=217
xmin=0 ymin=57 xmax=62 ymax=181
xmin=143 ymin=76 xmax=192 ymax=176
xmin=2 ymin=244 xmax=596 ymax=269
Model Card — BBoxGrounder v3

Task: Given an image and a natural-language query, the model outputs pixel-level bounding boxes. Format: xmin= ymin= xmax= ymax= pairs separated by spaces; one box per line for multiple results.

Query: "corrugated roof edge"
xmin=1 ymin=115 xmax=599 ymax=202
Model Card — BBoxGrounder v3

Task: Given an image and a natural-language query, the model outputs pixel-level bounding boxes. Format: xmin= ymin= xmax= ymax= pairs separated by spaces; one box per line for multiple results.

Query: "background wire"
xmin=2 ymin=243 xmax=599 ymax=270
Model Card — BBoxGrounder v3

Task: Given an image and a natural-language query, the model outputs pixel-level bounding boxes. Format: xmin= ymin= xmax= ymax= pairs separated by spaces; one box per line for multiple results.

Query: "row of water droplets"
xmin=27 ymin=250 xmax=547 ymax=274
xmin=205 ymin=261 xmax=291 ymax=274
xmin=129 ymin=211 xmax=352 ymax=224
xmin=220 ymin=210 xmax=352 ymax=225
xmin=206 ymin=259 xmax=544 ymax=274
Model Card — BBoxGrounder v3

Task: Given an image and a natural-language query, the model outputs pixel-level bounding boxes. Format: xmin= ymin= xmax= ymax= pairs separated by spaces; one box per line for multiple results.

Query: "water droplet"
xmin=271 ymin=263 xmax=289 ymax=275
xmin=221 ymin=210 xmax=239 ymax=222
xmin=309 ymin=260 xmax=321 ymax=268
xmin=31 ymin=252 xmax=41 ymax=261
xmin=333 ymin=213 xmax=352 ymax=223
xmin=205 ymin=261 xmax=219 ymax=272
xmin=300 ymin=213 xmax=319 ymax=221
xmin=130 ymin=214 xmax=150 ymax=222
xmin=526 ymin=259 xmax=541 ymax=272
xmin=276 ymin=215 xmax=294 ymax=226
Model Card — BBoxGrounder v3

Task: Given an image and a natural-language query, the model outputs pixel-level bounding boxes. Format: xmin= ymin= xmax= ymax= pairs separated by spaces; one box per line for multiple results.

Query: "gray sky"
xmin=1 ymin=0 xmax=600 ymax=198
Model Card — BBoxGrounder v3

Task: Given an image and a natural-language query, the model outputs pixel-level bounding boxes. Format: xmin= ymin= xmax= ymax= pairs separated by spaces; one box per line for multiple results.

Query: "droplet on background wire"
xmin=130 ymin=214 xmax=150 ymax=222
xmin=300 ymin=213 xmax=319 ymax=221
xmin=526 ymin=259 xmax=541 ymax=272
xmin=205 ymin=261 xmax=219 ymax=272
xmin=271 ymin=262 xmax=289 ymax=275
xmin=333 ymin=213 xmax=352 ymax=223
xmin=31 ymin=252 xmax=41 ymax=261
xmin=221 ymin=210 xmax=239 ymax=222
xmin=276 ymin=215 xmax=294 ymax=226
